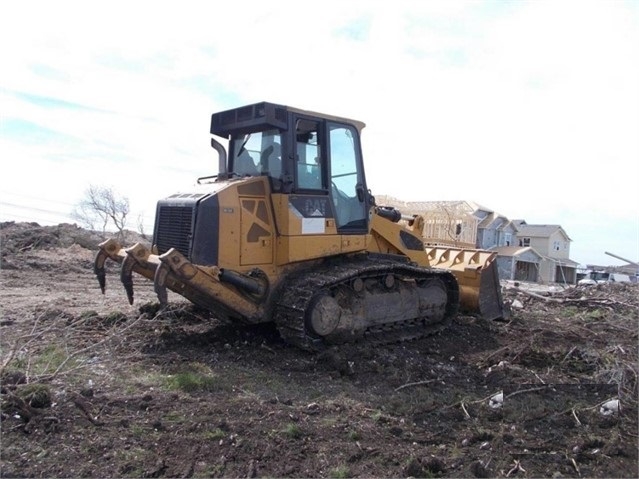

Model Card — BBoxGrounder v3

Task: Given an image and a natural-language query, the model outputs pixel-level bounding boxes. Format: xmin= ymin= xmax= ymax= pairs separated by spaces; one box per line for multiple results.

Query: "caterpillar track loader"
xmin=95 ymin=102 xmax=505 ymax=351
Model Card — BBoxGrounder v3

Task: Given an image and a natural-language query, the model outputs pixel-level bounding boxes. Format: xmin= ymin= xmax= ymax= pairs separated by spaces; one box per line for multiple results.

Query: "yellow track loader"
xmin=95 ymin=102 xmax=505 ymax=350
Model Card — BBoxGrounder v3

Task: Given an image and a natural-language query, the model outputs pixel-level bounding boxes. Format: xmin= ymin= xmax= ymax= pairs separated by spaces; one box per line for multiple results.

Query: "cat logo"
xmin=304 ymin=198 xmax=328 ymax=217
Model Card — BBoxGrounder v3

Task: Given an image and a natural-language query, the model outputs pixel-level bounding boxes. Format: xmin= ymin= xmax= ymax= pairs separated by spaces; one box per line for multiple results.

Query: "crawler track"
xmin=273 ymin=255 xmax=459 ymax=351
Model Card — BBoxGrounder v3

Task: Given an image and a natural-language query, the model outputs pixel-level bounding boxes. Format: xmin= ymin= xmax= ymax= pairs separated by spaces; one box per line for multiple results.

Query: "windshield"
xmin=231 ymin=129 xmax=282 ymax=178
xmin=591 ymin=272 xmax=610 ymax=281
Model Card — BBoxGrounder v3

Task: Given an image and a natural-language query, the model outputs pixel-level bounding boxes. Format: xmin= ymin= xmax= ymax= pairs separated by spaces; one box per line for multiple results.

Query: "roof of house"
xmin=499 ymin=220 xmax=518 ymax=232
xmin=467 ymin=201 xmax=493 ymax=214
xmin=403 ymin=200 xmax=474 ymax=214
xmin=493 ymin=246 xmax=543 ymax=260
xmin=516 ymin=224 xmax=572 ymax=241
xmin=374 ymin=197 xmax=477 ymax=216
xmin=544 ymin=256 xmax=580 ymax=267
xmin=478 ymin=212 xmax=511 ymax=229
xmin=477 ymin=212 xmax=496 ymax=228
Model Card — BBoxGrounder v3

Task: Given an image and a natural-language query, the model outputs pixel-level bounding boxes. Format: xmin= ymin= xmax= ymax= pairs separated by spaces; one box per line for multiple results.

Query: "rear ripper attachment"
xmin=94 ymin=239 xmax=266 ymax=323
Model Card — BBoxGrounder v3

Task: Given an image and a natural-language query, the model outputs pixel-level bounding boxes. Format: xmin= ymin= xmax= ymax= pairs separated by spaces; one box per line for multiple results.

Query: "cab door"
xmin=289 ymin=116 xmax=370 ymax=236
xmin=327 ymin=122 xmax=370 ymax=234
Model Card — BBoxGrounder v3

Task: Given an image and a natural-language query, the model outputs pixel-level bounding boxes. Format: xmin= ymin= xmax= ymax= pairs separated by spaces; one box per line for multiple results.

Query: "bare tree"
xmin=72 ymin=185 xmax=130 ymax=239
xmin=137 ymin=212 xmax=149 ymax=240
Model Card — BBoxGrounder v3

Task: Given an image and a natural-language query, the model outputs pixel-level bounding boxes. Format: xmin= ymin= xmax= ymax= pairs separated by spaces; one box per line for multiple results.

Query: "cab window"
xmin=295 ymin=119 xmax=322 ymax=190
xmin=329 ymin=124 xmax=367 ymax=229
xmin=231 ymin=129 xmax=282 ymax=178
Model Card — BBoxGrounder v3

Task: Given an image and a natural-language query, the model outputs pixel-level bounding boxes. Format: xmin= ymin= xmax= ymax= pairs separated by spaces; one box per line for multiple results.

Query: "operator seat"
xmin=260 ymin=143 xmax=282 ymax=177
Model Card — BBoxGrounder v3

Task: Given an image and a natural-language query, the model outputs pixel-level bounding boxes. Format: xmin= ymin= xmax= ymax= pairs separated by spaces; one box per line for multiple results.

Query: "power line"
xmin=0 ymin=201 xmax=74 ymax=216
xmin=0 ymin=204 xmax=155 ymax=233
xmin=0 ymin=210 xmax=74 ymax=226
xmin=0 ymin=190 xmax=158 ymax=228
xmin=0 ymin=201 xmax=155 ymax=223
xmin=0 ymin=190 xmax=77 ymax=208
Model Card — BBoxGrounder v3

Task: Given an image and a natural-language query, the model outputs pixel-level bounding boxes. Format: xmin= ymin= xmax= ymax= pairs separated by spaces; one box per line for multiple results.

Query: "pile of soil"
xmin=1 ymin=222 xmax=637 ymax=478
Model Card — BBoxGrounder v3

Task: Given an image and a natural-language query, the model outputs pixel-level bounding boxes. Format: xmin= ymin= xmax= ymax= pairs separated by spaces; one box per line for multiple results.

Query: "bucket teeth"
xmin=118 ymin=243 xmax=154 ymax=305
xmin=154 ymin=261 xmax=170 ymax=305
xmin=94 ymin=239 xmax=122 ymax=294
xmin=121 ymin=253 xmax=136 ymax=305
xmin=94 ymin=252 xmax=108 ymax=294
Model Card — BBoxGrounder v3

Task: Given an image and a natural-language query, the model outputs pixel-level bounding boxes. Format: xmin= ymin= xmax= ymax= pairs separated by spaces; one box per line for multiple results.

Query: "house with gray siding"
xmin=474 ymin=207 xmax=518 ymax=250
xmin=493 ymin=246 xmax=543 ymax=282
xmin=513 ymin=221 xmax=578 ymax=284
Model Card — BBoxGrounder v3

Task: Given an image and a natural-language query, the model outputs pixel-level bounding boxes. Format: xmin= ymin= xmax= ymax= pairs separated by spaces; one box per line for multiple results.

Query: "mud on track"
xmin=1 ymin=222 xmax=637 ymax=478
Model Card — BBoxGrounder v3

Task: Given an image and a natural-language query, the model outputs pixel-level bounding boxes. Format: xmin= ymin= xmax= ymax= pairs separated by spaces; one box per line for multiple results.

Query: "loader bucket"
xmin=426 ymin=246 xmax=506 ymax=320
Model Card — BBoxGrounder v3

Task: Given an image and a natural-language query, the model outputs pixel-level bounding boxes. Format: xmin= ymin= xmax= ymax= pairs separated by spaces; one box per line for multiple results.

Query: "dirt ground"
xmin=1 ymin=222 xmax=637 ymax=478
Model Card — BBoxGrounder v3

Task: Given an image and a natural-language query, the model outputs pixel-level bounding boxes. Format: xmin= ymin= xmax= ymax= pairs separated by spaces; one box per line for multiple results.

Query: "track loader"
xmin=95 ymin=102 xmax=505 ymax=350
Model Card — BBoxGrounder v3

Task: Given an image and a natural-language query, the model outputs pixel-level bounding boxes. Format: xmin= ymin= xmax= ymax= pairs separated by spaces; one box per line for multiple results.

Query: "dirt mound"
xmin=1 ymin=222 xmax=637 ymax=478
xmin=1 ymin=221 xmax=101 ymax=253
xmin=0 ymin=221 xmax=149 ymax=271
xmin=1 ymin=221 xmax=149 ymax=253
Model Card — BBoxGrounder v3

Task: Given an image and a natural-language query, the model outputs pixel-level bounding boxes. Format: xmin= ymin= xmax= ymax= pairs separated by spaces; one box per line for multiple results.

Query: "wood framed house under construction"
xmin=375 ymin=198 xmax=480 ymax=248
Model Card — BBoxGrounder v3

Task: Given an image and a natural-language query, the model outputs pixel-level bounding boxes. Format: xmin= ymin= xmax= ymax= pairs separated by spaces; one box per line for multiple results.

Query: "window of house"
xmin=522 ymin=237 xmax=530 ymax=247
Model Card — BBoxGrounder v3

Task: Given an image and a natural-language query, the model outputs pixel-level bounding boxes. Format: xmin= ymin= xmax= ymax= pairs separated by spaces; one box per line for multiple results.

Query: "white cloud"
xmin=1 ymin=0 xmax=637 ymax=265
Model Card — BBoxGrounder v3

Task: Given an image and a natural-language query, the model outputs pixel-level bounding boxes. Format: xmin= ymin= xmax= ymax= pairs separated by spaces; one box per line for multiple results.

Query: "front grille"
xmin=155 ymin=205 xmax=194 ymax=257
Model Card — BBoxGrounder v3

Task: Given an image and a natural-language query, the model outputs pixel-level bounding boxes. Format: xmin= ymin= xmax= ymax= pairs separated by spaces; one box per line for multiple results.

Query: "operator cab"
xmin=210 ymin=102 xmax=373 ymax=233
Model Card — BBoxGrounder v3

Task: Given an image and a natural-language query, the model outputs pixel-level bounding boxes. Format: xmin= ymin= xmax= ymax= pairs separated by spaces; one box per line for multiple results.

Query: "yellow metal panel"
xmin=271 ymin=193 xmax=289 ymax=234
xmin=240 ymin=197 xmax=273 ymax=265
xmin=216 ymin=185 xmax=241 ymax=269
xmin=276 ymin=236 xmax=342 ymax=264
xmin=340 ymin=234 xmax=367 ymax=253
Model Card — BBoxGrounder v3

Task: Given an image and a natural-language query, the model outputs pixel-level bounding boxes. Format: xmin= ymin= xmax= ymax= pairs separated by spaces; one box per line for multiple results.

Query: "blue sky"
xmin=1 ymin=0 xmax=638 ymax=267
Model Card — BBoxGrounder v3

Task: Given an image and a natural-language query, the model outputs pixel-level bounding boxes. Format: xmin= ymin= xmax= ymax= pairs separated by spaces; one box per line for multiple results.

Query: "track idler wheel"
xmin=306 ymin=294 xmax=342 ymax=337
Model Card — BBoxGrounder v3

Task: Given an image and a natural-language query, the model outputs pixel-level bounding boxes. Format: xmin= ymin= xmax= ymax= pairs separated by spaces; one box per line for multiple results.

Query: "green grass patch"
xmin=329 ymin=465 xmax=350 ymax=478
xmin=371 ymin=410 xmax=385 ymax=423
xmin=282 ymin=423 xmax=303 ymax=439
xmin=584 ymin=308 xmax=606 ymax=320
xmin=558 ymin=306 xmax=580 ymax=318
xmin=164 ymin=362 xmax=219 ymax=393
xmin=20 ymin=383 xmax=52 ymax=408
xmin=33 ymin=344 xmax=76 ymax=376
xmin=79 ymin=310 xmax=99 ymax=319
xmin=102 ymin=311 xmax=128 ymax=326
xmin=202 ymin=428 xmax=226 ymax=440
xmin=165 ymin=371 xmax=218 ymax=393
